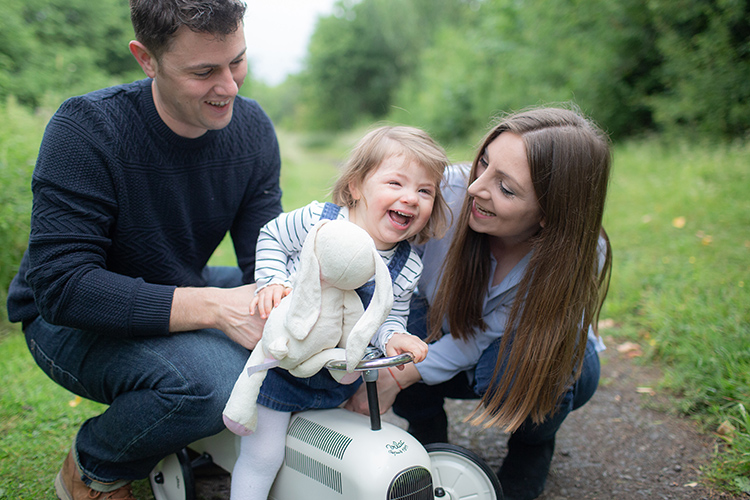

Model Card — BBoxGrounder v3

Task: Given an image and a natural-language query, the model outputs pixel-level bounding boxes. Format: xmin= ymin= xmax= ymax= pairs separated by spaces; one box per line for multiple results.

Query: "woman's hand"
xmin=344 ymin=363 xmax=422 ymax=415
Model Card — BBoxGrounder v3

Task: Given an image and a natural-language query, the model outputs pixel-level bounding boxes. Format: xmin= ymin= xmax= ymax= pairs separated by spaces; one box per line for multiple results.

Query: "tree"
xmin=299 ymin=0 xmax=470 ymax=130
xmin=648 ymin=0 xmax=750 ymax=138
xmin=0 ymin=0 xmax=140 ymax=108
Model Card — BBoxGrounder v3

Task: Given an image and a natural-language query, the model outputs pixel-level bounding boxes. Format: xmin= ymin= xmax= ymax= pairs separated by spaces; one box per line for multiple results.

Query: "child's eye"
xmin=419 ymin=187 xmax=434 ymax=196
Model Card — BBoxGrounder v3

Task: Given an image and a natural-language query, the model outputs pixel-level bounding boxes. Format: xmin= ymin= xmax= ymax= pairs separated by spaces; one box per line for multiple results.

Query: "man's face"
xmin=151 ymin=26 xmax=247 ymax=138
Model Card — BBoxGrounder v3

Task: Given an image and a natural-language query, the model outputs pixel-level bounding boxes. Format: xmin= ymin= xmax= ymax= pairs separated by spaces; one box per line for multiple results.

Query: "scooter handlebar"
xmin=325 ymin=352 xmax=413 ymax=372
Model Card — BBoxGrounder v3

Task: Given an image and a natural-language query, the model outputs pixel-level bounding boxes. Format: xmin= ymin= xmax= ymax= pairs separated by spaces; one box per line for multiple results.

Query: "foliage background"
xmin=0 ymin=0 xmax=748 ymax=496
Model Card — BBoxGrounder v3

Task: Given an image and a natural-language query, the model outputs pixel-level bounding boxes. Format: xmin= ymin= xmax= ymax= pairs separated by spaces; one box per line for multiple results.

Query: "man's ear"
xmin=129 ymin=40 xmax=157 ymax=78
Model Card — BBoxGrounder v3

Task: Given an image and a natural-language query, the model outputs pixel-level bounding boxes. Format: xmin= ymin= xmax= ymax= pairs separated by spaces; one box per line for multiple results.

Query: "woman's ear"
xmin=129 ymin=41 xmax=157 ymax=78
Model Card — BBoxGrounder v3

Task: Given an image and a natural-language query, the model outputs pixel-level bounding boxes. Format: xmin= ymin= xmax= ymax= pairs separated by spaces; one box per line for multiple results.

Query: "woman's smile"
xmin=472 ymin=200 xmax=496 ymax=218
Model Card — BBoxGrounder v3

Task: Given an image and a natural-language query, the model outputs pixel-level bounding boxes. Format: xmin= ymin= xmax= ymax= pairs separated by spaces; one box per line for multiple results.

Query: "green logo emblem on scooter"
xmin=386 ymin=440 xmax=408 ymax=455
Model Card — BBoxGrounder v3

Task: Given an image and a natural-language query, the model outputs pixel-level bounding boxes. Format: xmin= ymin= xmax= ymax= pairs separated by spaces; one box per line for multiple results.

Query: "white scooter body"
xmin=269 ymin=408 xmax=432 ymax=499
xmin=150 ymin=354 xmax=502 ymax=500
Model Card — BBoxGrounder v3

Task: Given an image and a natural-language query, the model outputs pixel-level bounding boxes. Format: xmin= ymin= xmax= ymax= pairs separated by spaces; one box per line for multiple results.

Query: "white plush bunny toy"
xmin=222 ymin=219 xmax=394 ymax=435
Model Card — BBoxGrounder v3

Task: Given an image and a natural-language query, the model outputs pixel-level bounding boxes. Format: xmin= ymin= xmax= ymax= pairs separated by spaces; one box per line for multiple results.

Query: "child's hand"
xmin=385 ymin=332 xmax=428 ymax=365
xmin=250 ymin=284 xmax=292 ymax=319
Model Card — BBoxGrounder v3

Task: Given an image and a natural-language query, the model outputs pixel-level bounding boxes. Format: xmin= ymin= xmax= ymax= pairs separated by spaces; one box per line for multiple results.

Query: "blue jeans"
xmin=393 ymin=295 xmax=600 ymax=446
xmin=23 ymin=267 xmax=249 ymax=485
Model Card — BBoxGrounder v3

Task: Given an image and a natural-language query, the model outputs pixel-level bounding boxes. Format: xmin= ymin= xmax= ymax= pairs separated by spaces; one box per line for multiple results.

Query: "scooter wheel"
xmin=149 ymin=448 xmax=196 ymax=500
xmin=426 ymin=443 xmax=503 ymax=500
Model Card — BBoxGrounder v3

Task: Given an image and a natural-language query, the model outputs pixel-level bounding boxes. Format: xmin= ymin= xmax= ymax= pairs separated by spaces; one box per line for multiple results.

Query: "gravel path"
xmin=431 ymin=337 xmax=736 ymax=500
xmin=186 ymin=336 xmax=741 ymax=500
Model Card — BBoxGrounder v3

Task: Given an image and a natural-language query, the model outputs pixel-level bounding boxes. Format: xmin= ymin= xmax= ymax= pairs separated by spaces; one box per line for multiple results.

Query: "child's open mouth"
xmin=389 ymin=210 xmax=413 ymax=228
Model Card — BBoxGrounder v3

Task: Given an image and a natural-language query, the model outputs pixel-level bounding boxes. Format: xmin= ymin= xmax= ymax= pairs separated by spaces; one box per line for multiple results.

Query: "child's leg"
xmin=230 ymin=405 xmax=290 ymax=500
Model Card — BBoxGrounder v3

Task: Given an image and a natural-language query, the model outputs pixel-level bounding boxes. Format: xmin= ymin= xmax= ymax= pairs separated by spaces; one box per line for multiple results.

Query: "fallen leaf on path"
xmin=672 ymin=216 xmax=686 ymax=228
xmin=598 ymin=318 xmax=616 ymax=329
xmin=717 ymin=420 xmax=736 ymax=438
xmin=617 ymin=341 xmax=643 ymax=357
xmin=636 ymin=386 xmax=656 ymax=396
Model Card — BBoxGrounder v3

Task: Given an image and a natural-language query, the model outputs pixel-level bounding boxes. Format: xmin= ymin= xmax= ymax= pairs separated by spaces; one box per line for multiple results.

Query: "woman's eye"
xmin=499 ymin=182 xmax=515 ymax=197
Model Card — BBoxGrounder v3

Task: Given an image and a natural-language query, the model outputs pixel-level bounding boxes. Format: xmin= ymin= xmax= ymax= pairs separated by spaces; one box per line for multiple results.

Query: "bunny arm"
xmin=286 ymin=347 xmax=345 ymax=378
xmin=338 ymin=289 xmax=377 ymax=371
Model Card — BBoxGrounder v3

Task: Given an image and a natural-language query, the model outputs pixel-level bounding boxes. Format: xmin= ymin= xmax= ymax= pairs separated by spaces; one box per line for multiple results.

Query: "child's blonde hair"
xmin=331 ymin=125 xmax=449 ymax=244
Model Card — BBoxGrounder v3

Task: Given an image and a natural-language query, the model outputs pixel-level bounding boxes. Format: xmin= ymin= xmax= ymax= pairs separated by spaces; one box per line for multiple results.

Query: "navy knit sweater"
xmin=7 ymin=79 xmax=282 ymax=337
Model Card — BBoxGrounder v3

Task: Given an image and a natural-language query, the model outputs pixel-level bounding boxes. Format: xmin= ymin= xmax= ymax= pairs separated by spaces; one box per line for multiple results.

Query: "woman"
xmin=346 ymin=106 xmax=612 ymax=500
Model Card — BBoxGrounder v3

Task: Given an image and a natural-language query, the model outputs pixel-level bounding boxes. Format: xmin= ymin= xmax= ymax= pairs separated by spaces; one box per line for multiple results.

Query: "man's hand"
xmin=171 ymin=284 xmax=266 ymax=350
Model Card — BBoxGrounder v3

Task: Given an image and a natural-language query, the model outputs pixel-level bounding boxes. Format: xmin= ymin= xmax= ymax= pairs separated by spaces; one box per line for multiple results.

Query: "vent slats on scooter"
xmin=287 ymin=417 xmax=353 ymax=459
xmin=387 ymin=466 xmax=433 ymax=500
xmin=283 ymin=447 xmax=344 ymax=494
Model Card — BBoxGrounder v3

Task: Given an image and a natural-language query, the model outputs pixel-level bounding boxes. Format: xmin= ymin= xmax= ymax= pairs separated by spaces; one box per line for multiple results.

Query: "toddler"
xmin=230 ymin=125 xmax=449 ymax=500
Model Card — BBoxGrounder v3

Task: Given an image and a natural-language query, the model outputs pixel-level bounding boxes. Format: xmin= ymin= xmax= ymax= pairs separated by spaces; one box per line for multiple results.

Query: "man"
xmin=6 ymin=1 xmax=281 ymax=498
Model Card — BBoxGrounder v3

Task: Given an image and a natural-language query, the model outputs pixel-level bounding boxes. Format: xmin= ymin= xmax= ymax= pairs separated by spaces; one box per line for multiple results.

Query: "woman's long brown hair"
xmin=428 ymin=106 xmax=612 ymax=432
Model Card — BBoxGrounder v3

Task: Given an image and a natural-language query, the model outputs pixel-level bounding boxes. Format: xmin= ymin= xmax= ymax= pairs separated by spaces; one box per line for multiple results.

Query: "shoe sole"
xmin=54 ymin=470 xmax=72 ymax=500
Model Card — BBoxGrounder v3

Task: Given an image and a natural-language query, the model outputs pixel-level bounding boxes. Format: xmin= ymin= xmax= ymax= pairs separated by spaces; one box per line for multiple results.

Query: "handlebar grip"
xmin=325 ymin=352 xmax=413 ymax=372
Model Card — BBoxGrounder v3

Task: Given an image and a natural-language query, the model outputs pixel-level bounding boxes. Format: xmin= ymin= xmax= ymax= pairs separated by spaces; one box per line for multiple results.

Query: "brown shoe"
xmin=54 ymin=451 xmax=136 ymax=500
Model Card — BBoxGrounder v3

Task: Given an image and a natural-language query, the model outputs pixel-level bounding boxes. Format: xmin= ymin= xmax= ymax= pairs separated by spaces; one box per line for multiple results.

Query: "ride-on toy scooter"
xmin=149 ymin=351 xmax=503 ymax=500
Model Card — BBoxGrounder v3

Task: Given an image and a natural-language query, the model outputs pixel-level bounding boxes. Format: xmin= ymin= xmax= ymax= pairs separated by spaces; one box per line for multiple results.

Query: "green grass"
xmin=601 ymin=138 xmax=750 ymax=493
xmin=1 ymin=123 xmax=748 ymax=497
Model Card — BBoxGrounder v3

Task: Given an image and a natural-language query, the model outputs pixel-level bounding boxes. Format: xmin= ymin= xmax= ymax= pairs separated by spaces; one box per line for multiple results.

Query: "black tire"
xmin=426 ymin=443 xmax=503 ymax=500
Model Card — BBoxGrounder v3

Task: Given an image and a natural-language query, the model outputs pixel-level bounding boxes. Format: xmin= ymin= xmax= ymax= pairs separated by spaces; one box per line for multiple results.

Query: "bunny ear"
xmin=284 ymin=220 xmax=327 ymax=340
xmin=344 ymin=249 xmax=394 ymax=370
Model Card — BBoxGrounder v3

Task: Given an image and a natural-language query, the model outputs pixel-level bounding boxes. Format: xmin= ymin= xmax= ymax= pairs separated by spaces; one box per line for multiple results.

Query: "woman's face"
xmin=467 ymin=132 xmax=544 ymax=247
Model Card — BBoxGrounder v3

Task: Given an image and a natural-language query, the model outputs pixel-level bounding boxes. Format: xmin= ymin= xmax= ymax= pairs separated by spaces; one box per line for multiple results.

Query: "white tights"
xmin=230 ymin=405 xmax=291 ymax=500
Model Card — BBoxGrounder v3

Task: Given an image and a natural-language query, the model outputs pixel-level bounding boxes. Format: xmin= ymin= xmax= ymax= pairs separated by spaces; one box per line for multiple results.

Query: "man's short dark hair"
xmin=130 ymin=0 xmax=247 ymax=60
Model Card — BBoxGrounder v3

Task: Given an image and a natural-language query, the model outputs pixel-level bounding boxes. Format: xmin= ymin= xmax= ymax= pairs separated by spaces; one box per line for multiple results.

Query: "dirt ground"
xmin=439 ymin=336 xmax=740 ymax=500
xmin=189 ymin=336 xmax=743 ymax=500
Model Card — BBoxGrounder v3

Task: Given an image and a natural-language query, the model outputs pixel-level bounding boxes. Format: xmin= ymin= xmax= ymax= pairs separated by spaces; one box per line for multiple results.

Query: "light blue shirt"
xmin=414 ymin=165 xmax=605 ymax=385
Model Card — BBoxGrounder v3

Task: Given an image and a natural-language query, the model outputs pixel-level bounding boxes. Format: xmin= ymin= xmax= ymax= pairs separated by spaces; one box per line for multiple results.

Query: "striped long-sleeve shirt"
xmin=255 ymin=201 xmax=423 ymax=354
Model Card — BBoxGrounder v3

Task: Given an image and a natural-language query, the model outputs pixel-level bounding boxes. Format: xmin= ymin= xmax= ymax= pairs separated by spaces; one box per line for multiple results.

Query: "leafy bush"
xmin=647 ymin=0 xmax=750 ymax=139
xmin=0 ymin=0 xmax=141 ymax=108
xmin=0 ymin=97 xmax=49 ymax=326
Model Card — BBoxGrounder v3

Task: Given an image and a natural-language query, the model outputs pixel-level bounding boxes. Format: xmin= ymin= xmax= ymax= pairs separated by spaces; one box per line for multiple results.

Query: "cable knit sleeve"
xmin=25 ymin=97 xmax=175 ymax=337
